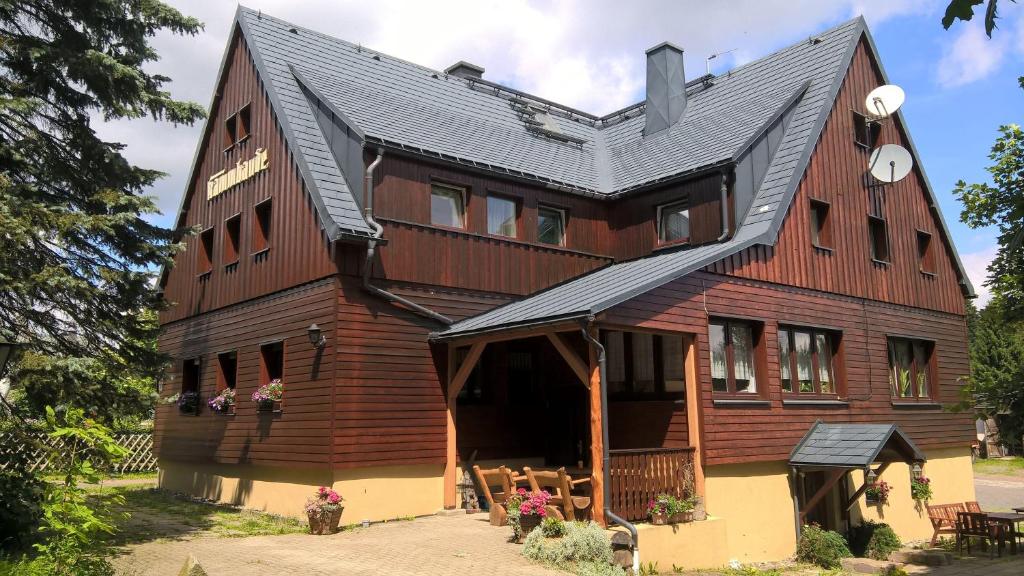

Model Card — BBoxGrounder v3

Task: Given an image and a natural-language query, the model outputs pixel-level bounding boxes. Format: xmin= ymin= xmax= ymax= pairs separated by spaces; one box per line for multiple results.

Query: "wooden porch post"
xmin=684 ymin=335 xmax=705 ymax=497
xmin=443 ymin=342 xmax=486 ymax=510
xmin=588 ymin=327 xmax=606 ymax=526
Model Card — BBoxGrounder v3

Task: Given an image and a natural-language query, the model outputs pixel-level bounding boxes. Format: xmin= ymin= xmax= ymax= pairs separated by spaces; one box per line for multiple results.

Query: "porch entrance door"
xmin=544 ymin=380 xmax=590 ymax=469
xmin=799 ymin=471 xmax=845 ymax=532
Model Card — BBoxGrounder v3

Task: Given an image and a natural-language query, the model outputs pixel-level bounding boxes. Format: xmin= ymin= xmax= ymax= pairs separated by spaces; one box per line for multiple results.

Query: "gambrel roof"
xmin=169 ymin=7 xmax=974 ymax=316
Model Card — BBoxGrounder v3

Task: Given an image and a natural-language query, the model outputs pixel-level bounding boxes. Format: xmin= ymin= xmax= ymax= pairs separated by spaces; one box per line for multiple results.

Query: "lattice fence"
xmin=0 ymin=432 xmax=157 ymax=474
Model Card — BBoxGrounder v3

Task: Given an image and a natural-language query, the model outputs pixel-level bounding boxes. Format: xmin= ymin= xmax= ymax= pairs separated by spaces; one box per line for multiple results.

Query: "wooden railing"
xmin=608 ymin=447 xmax=696 ymax=522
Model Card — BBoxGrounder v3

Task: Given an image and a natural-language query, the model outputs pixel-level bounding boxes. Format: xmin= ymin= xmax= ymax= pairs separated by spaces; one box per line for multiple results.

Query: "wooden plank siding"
xmin=159 ymin=30 xmax=336 ymax=324
xmin=155 ymin=278 xmax=338 ymax=466
xmin=707 ymin=39 xmax=966 ymax=315
xmin=602 ymin=271 xmax=974 ymax=466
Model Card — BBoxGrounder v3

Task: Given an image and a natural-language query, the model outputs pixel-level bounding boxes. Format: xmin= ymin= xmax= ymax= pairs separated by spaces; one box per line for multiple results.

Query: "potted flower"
xmin=865 ymin=480 xmax=890 ymax=505
xmin=648 ymin=494 xmax=671 ymax=525
xmin=305 ymin=486 xmax=344 ymax=534
xmin=177 ymin=391 xmax=200 ymax=415
xmin=252 ymin=378 xmax=283 ymax=412
xmin=669 ymin=495 xmax=697 ymax=524
xmin=506 ymin=488 xmax=527 ymax=542
xmin=911 ymin=476 xmax=932 ymax=502
xmin=516 ymin=490 xmax=551 ymax=542
xmin=208 ymin=388 xmax=236 ymax=415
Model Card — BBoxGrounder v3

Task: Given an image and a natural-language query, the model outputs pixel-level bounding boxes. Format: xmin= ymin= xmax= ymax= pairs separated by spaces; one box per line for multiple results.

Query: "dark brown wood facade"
xmin=157 ymin=28 xmax=972 ymax=480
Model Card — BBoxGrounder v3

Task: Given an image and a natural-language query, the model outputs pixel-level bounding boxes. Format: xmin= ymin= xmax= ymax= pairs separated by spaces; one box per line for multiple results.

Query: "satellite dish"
xmin=869 ymin=144 xmax=913 ymax=183
xmin=865 ymin=85 xmax=905 ymax=118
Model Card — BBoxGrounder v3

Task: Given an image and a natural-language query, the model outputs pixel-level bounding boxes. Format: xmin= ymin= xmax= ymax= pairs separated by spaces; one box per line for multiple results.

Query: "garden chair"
xmin=524 ymin=466 xmax=592 ymax=521
xmin=927 ymin=503 xmax=965 ymax=546
xmin=957 ymin=512 xmax=1004 ymax=558
xmin=965 ymin=501 xmax=982 ymax=513
xmin=472 ymin=465 xmax=524 ymax=526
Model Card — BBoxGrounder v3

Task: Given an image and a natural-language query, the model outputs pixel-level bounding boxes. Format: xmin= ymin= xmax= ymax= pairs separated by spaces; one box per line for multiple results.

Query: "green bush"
xmin=847 ymin=521 xmax=901 ymax=560
xmin=541 ymin=517 xmax=567 ymax=538
xmin=881 ymin=566 xmax=909 ymax=576
xmin=796 ymin=524 xmax=851 ymax=569
xmin=575 ymin=560 xmax=627 ymax=576
xmin=523 ymin=521 xmax=615 ymax=574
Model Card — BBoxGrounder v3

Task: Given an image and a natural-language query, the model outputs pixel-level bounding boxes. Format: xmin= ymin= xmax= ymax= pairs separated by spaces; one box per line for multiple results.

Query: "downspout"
xmin=361 ymin=148 xmax=453 ymax=325
xmin=581 ymin=318 xmax=639 ymax=574
xmin=716 ymin=169 xmax=730 ymax=242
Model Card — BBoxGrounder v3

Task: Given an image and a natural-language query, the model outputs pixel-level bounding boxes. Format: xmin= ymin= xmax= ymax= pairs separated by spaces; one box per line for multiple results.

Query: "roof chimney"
xmin=444 ymin=61 xmax=485 ymax=79
xmin=644 ymin=41 xmax=686 ymax=136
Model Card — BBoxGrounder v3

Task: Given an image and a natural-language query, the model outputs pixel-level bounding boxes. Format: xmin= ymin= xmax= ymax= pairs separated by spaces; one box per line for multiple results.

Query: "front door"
xmin=799 ymin=471 xmax=846 ymax=532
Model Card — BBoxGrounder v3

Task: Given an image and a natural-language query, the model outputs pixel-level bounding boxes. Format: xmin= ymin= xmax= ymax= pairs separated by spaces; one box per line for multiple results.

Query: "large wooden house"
xmin=156 ymin=7 xmax=977 ymax=565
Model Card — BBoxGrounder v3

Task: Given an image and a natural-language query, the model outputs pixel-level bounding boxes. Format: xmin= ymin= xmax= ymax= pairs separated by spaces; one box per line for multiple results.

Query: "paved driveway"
xmin=114 ymin=513 xmax=563 ymax=576
xmin=975 ymin=474 xmax=1024 ymax=512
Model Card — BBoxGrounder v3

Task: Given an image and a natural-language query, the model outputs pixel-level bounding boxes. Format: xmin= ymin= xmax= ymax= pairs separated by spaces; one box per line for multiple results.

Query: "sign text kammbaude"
xmin=207 ymin=148 xmax=269 ymax=200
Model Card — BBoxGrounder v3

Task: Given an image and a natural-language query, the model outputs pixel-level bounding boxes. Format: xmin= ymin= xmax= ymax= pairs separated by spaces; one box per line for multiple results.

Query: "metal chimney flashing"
xmin=644 ymin=41 xmax=687 ymax=137
xmin=444 ymin=61 xmax=485 ymax=79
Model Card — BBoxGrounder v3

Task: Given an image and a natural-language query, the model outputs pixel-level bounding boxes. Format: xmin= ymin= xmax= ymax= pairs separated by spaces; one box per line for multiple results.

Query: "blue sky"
xmin=102 ymin=1 xmax=1021 ymax=304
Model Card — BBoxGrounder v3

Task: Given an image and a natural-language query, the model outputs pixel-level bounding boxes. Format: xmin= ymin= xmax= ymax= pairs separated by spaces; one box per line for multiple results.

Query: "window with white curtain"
xmin=430 ymin=183 xmax=465 ymax=228
xmin=778 ymin=327 xmax=839 ymax=396
xmin=888 ymin=337 xmax=933 ymax=400
xmin=600 ymin=330 xmax=686 ymax=398
xmin=487 ymin=194 xmax=517 ymax=238
xmin=709 ymin=320 xmax=760 ymax=394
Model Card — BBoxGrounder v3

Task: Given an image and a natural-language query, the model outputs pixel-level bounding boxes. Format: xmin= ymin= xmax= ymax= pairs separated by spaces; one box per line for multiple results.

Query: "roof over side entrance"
xmin=789 ymin=421 xmax=927 ymax=469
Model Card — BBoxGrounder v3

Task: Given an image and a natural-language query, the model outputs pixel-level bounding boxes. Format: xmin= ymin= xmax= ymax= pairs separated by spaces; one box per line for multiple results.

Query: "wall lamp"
xmin=911 ymin=462 xmax=923 ymax=479
xmin=307 ymin=324 xmax=326 ymax=349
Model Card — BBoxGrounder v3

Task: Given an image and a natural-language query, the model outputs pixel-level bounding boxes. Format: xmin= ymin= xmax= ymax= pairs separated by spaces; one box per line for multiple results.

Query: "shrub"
xmin=796 ymin=524 xmax=851 ymax=569
xmin=523 ymin=521 xmax=614 ymax=567
xmin=575 ymin=560 xmax=627 ymax=576
xmin=881 ymin=566 xmax=909 ymax=576
xmin=541 ymin=517 xmax=567 ymax=538
xmin=848 ymin=521 xmax=901 ymax=560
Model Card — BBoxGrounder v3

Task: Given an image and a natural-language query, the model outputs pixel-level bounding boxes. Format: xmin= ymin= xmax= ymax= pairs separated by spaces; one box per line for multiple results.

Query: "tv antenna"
xmin=706 ymin=49 xmax=736 ymax=75
xmin=868 ymin=144 xmax=913 ymax=184
xmin=865 ymin=84 xmax=904 ymax=119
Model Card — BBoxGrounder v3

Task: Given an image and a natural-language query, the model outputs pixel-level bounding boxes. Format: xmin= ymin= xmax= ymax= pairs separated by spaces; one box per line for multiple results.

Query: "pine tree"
xmin=967 ymin=300 xmax=1024 ymax=452
xmin=0 ymin=1 xmax=204 ymax=410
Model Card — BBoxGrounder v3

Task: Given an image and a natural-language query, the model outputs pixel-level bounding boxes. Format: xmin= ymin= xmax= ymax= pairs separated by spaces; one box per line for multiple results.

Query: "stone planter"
xmin=650 ymin=511 xmax=668 ymax=526
xmin=308 ymin=507 xmax=343 ymax=535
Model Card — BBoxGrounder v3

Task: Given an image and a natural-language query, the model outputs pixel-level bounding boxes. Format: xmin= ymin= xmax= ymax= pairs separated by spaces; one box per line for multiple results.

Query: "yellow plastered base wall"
xmin=159 ymin=461 xmax=444 ymax=523
xmin=850 ymin=446 xmax=976 ymax=543
xmin=704 ymin=459 xmax=798 ymax=563
xmin=612 ymin=517 xmax=730 ymax=570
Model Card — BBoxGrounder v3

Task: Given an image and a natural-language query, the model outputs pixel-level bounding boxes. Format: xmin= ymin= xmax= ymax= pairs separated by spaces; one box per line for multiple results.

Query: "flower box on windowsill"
xmin=214 ymin=404 xmax=236 ymax=416
xmin=257 ymin=400 xmax=282 ymax=413
xmin=178 ymin=405 xmax=200 ymax=416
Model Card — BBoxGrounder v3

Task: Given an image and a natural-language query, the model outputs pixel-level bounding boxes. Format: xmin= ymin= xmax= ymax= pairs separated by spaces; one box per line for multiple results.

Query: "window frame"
xmin=486 ymin=193 xmax=519 ymax=239
xmin=537 ymin=204 xmax=567 ymax=247
xmin=224 ymin=114 xmax=237 ymax=151
xmin=259 ymin=341 xmax=285 ymax=388
xmin=809 ymin=198 xmax=833 ymax=251
xmin=656 ymin=200 xmax=691 ymax=246
xmin=237 ymin=104 xmax=251 ymax=144
xmin=600 ymin=329 xmax=687 ymax=400
xmin=778 ymin=326 xmax=841 ymax=398
xmin=216 ymin=351 xmax=238 ymax=392
xmin=887 ymin=337 xmax=936 ymax=402
xmin=917 ymin=229 xmax=936 ymax=275
xmin=197 ymin=226 xmax=215 ymax=276
xmin=223 ymin=213 xmax=241 ymax=267
xmin=252 ymin=198 xmax=272 ymax=256
xmin=181 ymin=357 xmax=201 ymax=395
xmin=429 ymin=182 xmax=468 ymax=230
xmin=868 ymin=215 xmax=890 ymax=264
xmin=852 ymin=110 xmax=881 ymax=149
xmin=708 ymin=318 xmax=765 ymax=397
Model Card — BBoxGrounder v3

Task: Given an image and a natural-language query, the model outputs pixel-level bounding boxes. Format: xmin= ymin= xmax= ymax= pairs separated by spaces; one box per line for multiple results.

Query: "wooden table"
xmin=988 ymin=512 xmax=1024 ymax=555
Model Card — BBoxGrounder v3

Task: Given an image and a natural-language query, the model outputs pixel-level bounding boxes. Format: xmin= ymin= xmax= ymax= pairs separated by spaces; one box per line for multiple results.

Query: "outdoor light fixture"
xmin=866 ymin=467 xmax=877 ymax=484
xmin=307 ymin=324 xmax=326 ymax=348
xmin=0 ymin=339 xmax=23 ymax=379
xmin=911 ymin=462 xmax=923 ymax=479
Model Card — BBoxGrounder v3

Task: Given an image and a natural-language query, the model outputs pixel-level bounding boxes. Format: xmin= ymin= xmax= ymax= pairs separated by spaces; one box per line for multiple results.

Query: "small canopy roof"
xmin=789 ymin=420 xmax=926 ymax=469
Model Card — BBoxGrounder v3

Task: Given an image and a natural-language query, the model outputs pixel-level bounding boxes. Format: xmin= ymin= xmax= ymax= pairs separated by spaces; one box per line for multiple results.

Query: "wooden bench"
xmin=472 ymin=465 xmax=525 ymax=526
xmin=927 ymin=503 xmax=966 ymax=546
xmin=524 ymin=466 xmax=592 ymax=521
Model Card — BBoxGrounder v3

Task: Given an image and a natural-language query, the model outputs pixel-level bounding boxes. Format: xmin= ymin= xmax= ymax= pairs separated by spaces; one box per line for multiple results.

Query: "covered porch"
xmin=434 ymin=320 xmax=705 ymax=526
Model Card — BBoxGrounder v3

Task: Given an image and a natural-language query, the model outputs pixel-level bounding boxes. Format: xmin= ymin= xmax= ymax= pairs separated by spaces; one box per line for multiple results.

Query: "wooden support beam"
xmin=546 ymin=332 xmax=590 ymax=388
xmin=588 ymin=327 xmax=606 ymax=527
xmin=445 ymin=321 xmax=584 ymax=348
xmin=845 ymin=462 xmax=891 ymax=511
xmin=799 ymin=469 xmax=846 ymax=522
xmin=444 ymin=342 xmax=486 ymax=510
xmin=684 ymin=335 xmax=705 ymax=497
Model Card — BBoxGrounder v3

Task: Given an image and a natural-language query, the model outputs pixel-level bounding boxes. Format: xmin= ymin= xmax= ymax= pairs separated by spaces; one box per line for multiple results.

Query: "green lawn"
xmin=974 ymin=456 xmax=1024 ymax=477
xmin=87 ymin=485 xmax=308 ymax=544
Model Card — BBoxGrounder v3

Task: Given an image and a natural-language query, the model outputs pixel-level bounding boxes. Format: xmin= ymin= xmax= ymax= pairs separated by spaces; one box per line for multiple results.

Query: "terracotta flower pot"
xmin=308 ymin=507 xmax=343 ymax=535
xmin=650 ymin=511 xmax=668 ymax=526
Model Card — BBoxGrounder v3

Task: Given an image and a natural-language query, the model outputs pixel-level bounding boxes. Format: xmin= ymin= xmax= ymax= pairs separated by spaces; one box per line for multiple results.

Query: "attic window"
xmin=657 ymin=200 xmax=690 ymax=244
xmin=853 ymin=111 xmax=881 ymax=149
xmin=917 ymin=230 xmax=935 ymax=275
xmin=237 ymin=104 xmax=251 ymax=142
xmin=809 ymin=199 xmax=832 ymax=250
xmin=198 ymin=227 xmax=214 ymax=276
xmin=224 ymin=115 xmax=237 ymax=150
xmin=868 ymin=215 xmax=890 ymax=263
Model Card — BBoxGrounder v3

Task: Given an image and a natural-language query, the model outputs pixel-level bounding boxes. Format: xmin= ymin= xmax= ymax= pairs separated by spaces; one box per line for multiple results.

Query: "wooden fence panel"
xmin=608 ymin=447 xmax=695 ymax=522
xmin=0 ymin=432 xmax=158 ymax=474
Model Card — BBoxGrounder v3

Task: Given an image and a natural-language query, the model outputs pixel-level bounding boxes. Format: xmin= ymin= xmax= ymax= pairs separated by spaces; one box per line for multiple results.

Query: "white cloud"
xmin=936 ymin=20 xmax=1010 ymax=88
xmin=961 ymin=244 xmax=999 ymax=307
xmin=96 ymin=0 xmax=932 ymax=222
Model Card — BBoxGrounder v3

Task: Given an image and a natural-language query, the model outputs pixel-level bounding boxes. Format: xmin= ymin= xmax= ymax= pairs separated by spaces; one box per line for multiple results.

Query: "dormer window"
xmin=853 ymin=111 xmax=881 ymax=149
xmin=487 ymin=194 xmax=517 ymax=238
xmin=430 ymin=183 xmax=466 ymax=229
xmin=537 ymin=205 xmax=566 ymax=246
xmin=657 ymin=200 xmax=689 ymax=244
